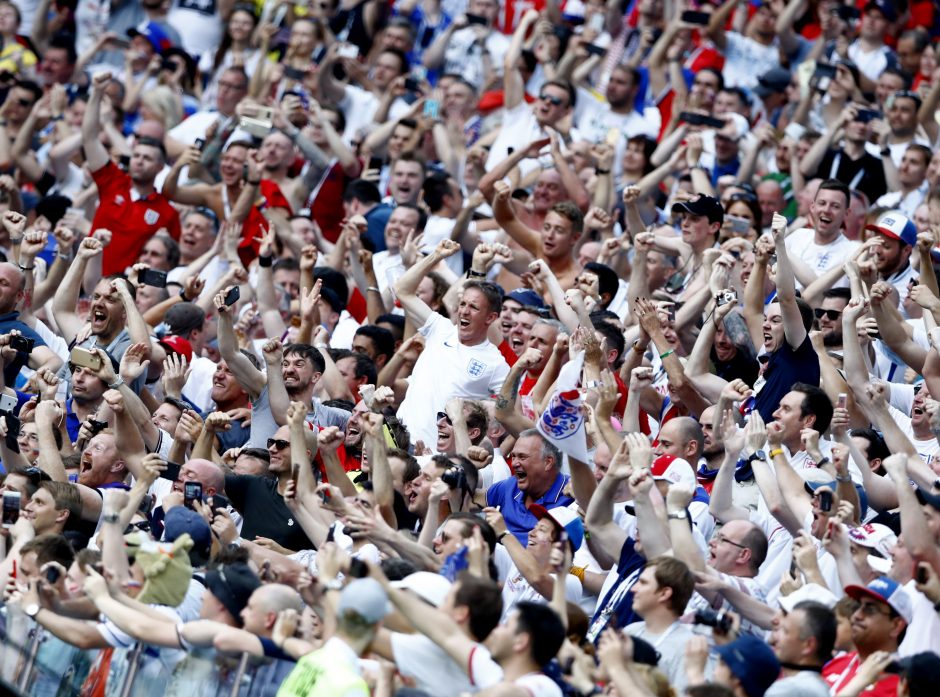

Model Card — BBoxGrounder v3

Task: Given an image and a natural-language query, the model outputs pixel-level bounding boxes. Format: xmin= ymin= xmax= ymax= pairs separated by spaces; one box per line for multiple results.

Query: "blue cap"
xmin=163 ymin=506 xmax=211 ymax=556
xmin=845 ymin=575 xmax=913 ymax=623
xmin=127 ymin=21 xmax=174 ymax=55
xmin=864 ymin=0 xmax=897 ymax=22
xmin=713 ymin=636 xmax=781 ymax=697
xmin=529 ymin=504 xmax=584 ymax=552
xmin=506 ymin=288 xmax=546 ymax=310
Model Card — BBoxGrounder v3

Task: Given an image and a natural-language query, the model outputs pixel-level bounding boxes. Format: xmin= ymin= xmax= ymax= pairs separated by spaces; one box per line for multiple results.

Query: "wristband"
xmin=258 ymin=255 xmax=273 ymax=268
xmin=569 ymin=565 xmax=586 ymax=583
xmin=594 ymin=168 xmax=610 ymax=175
xmin=769 ymin=448 xmax=784 ymax=459
xmin=9 ymin=237 xmax=21 ymax=244
xmin=108 ymin=377 xmax=125 ymax=389
xmin=314 ymin=343 xmax=329 ymax=349
xmin=467 ymin=269 xmax=486 ymax=278
xmin=632 ymin=340 xmax=646 ymax=354
xmin=246 ymin=177 xmax=261 ymax=185
xmin=659 ymin=348 xmax=675 ymax=359
xmin=18 ymin=264 xmax=33 ymax=271
xmin=497 ymin=530 xmax=510 ymax=543
xmin=836 ymin=474 xmax=852 ymax=482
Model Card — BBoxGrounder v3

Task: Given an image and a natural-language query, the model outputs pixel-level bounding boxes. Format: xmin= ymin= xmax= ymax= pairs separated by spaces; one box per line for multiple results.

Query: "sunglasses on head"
xmin=267 ymin=438 xmax=290 ymax=450
xmin=539 ymin=93 xmax=564 ymax=106
xmin=814 ymin=308 xmax=842 ymax=320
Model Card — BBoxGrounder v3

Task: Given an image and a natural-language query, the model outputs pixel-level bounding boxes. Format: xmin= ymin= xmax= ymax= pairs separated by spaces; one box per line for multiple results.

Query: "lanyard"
xmin=829 ymin=152 xmax=864 ymax=191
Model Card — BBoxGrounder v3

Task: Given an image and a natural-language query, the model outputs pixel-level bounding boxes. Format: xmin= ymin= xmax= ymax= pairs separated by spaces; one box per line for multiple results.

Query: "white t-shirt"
xmin=784 ymin=228 xmax=859 ymax=288
xmin=423 ymin=215 xmax=463 ymax=277
xmin=721 ymin=32 xmax=781 ymax=89
xmin=875 ymin=182 xmax=928 ymax=220
xmin=442 ymin=28 xmax=510 ymax=90
xmin=847 ymin=41 xmax=895 ymax=82
xmin=485 ymin=101 xmax=583 ymax=181
xmin=574 ymin=88 xmax=661 ymax=144
xmin=899 ymin=579 xmax=940 ymax=657
xmin=391 ymin=632 xmax=476 ymax=697
xmin=339 ymin=85 xmax=409 ymax=144
xmin=397 ymin=312 xmax=510 ymax=448
xmin=500 ymin=558 xmax=582 ymax=621
xmin=372 ymin=250 xmax=405 ymax=300
xmin=167 ymin=0 xmax=223 ymax=58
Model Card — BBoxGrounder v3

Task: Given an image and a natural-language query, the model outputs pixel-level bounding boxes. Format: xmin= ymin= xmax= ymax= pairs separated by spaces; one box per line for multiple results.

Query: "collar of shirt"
xmin=514 ymin=470 xmax=569 ymax=506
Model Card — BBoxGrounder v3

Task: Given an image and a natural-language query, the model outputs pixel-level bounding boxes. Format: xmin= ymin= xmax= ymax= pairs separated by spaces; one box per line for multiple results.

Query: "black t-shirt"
xmin=755 ymin=335 xmax=820 ymax=423
xmin=815 ymin=148 xmax=887 ymax=204
xmin=224 ymin=475 xmax=314 ymax=552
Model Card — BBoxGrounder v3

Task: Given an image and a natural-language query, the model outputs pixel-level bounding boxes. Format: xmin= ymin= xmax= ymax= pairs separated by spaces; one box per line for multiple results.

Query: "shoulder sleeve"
xmin=487 ymin=353 xmax=511 ymax=395
xmin=468 ymin=644 xmax=504 ymax=688
xmin=418 ymin=311 xmax=446 ymax=338
xmin=90 ymin=162 xmax=122 ymax=197
xmin=223 ymin=474 xmax=252 ymax=509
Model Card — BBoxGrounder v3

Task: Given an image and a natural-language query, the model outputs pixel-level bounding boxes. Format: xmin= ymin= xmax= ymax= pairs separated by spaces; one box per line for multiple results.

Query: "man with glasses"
xmin=822 ymin=576 xmax=911 ymax=695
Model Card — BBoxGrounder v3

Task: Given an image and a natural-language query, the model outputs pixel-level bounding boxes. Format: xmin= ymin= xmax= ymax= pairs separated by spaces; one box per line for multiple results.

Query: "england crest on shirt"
xmin=144 ymin=209 xmax=160 ymax=225
xmin=467 ymin=358 xmax=485 ymax=377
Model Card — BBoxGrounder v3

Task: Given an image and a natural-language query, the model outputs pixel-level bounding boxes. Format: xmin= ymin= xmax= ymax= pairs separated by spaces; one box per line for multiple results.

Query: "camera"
xmin=717 ymin=290 xmax=737 ymax=307
xmin=441 ymin=465 xmax=467 ymax=492
xmin=9 ymin=334 xmax=34 ymax=353
xmin=694 ymin=608 xmax=733 ymax=633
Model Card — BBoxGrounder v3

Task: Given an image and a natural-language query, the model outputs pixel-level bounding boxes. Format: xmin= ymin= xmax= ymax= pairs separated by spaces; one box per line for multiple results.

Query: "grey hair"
xmin=518 ymin=428 xmax=561 ymax=468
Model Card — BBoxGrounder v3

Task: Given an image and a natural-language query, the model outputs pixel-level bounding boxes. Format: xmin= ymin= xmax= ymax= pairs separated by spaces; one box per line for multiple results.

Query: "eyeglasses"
xmin=267 ymin=438 xmax=290 ymax=450
xmin=539 ymin=93 xmax=565 ymax=106
xmin=436 ymin=411 xmax=452 ymax=424
xmin=714 ymin=533 xmax=747 ymax=549
xmin=814 ymin=308 xmax=843 ymax=320
xmin=856 ymin=601 xmax=892 ymax=617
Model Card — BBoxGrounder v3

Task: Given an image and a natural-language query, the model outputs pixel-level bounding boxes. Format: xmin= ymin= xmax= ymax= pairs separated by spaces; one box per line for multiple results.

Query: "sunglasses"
xmin=267 ymin=438 xmax=290 ymax=450
xmin=436 ymin=411 xmax=452 ymax=424
xmin=539 ymin=93 xmax=564 ymax=106
xmin=16 ymin=98 xmax=32 ymax=108
xmin=814 ymin=308 xmax=842 ymax=320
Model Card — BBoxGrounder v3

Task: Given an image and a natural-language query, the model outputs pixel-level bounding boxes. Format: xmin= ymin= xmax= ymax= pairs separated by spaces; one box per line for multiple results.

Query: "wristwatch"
xmin=324 ymin=578 xmax=343 ymax=591
xmin=747 ymin=450 xmax=768 ymax=464
xmin=101 ymin=512 xmax=120 ymax=525
xmin=24 ymin=603 xmax=39 ymax=618
xmin=667 ymin=510 xmax=687 ymax=520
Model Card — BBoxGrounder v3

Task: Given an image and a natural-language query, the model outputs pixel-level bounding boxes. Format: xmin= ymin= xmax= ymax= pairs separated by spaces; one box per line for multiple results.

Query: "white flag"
xmin=536 ymin=350 xmax=589 ymax=462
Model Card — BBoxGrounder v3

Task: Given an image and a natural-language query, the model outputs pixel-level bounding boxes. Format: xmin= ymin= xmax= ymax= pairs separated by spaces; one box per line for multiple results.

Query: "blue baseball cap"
xmin=713 ymin=635 xmax=781 ymax=697
xmin=127 ymin=21 xmax=174 ymax=55
xmin=867 ymin=211 xmax=917 ymax=247
xmin=529 ymin=504 xmax=584 ymax=552
xmin=505 ymin=288 xmax=546 ymax=310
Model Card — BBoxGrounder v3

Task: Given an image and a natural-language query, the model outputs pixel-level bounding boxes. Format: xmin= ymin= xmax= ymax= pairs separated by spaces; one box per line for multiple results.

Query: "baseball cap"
xmin=713 ymin=635 xmax=781 ymax=697
xmin=672 ymin=194 xmax=724 ymax=225
xmin=845 ymin=576 xmax=913 ymax=624
xmin=158 ymin=335 xmax=193 ymax=363
xmin=505 ymin=288 xmax=546 ymax=311
xmin=847 ymin=523 xmax=897 ymax=558
xmin=127 ymin=21 xmax=174 ymax=55
xmin=163 ymin=506 xmax=211 ymax=557
xmin=866 ymin=211 xmax=917 ymax=247
xmin=778 ymin=583 xmax=838 ymax=612
xmin=391 ymin=572 xmax=452 ymax=607
xmin=915 ymin=487 xmax=940 ymax=512
xmin=338 ymin=577 xmax=391 ymax=623
xmin=205 ymin=563 xmax=261 ymax=623
xmin=529 ymin=504 xmax=584 ymax=552
xmin=650 ymin=454 xmax=697 ymax=490
xmin=34 ymin=194 xmax=72 ymax=227
xmin=753 ymin=67 xmax=791 ymax=98
xmin=895 ymin=652 xmax=940 ymax=692
xmin=863 ymin=0 xmax=897 ymax=22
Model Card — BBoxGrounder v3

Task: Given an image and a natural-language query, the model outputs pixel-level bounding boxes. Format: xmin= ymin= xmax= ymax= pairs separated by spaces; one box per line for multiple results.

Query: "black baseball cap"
xmin=205 ymin=563 xmax=261 ymax=624
xmin=673 ymin=194 xmax=724 ymax=225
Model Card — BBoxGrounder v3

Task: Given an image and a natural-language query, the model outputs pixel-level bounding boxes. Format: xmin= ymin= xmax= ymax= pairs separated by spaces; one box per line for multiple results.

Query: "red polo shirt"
xmin=91 ymin=162 xmax=181 ymax=276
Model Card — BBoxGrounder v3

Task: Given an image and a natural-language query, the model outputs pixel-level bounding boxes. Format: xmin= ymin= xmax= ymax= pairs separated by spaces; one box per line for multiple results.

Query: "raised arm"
xmin=81 ymin=72 xmax=112 ymax=173
xmin=393 ymin=239 xmax=461 ymax=328
xmin=771 ymin=213 xmax=806 ymax=349
xmin=704 ymin=0 xmax=737 ymax=50
xmin=51 ymin=236 xmax=103 ymax=345
xmin=584 ymin=439 xmax=631 ymax=559
xmin=214 ymin=286 xmax=266 ymax=399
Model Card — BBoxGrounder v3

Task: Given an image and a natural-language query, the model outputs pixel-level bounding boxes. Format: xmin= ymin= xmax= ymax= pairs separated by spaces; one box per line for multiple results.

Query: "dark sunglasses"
xmin=267 ymin=438 xmax=290 ymax=450
xmin=539 ymin=93 xmax=564 ymax=106
xmin=16 ymin=98 xmax=32 ymax=108
xmin=814 ymin=308 xmax=842 ymax=320
xmin=728 ymin=192 xmax=757 ymax=204
xmin=436 ymin=411 xmax=452 ymax=424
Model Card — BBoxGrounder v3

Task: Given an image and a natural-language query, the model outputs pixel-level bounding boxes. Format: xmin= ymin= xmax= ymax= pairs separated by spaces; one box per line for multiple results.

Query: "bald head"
xmin=136 ymin=119 xmax=165 ymax=141
xmin=181 ymin=458 xmax=225 ymax=495
xmin=256 ymin=583 xmax=303 ymax=613
xmin=0 ymin=263 xmax=25 ymax=314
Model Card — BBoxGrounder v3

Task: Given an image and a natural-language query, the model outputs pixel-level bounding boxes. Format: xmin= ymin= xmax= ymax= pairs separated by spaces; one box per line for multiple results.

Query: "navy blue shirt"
xmin=485 ymin=471 xmax=573 ymax=545
xmin=364 ymin=203 xmax=393 ymax=253
xmin=0 ymin=312 xmax=46 ymax=386
xmin=755 ymin=335 xmax=820 ymax=423
xmin=587 ymin=537 xmax=646 ymax=643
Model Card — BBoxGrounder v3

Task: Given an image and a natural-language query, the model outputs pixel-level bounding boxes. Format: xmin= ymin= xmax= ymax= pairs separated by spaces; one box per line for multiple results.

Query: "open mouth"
xmin=510 ymin=336 xmax=525 ymax=352
xmin=458 ymin=318 xmax=470 ymax=329
xmin=92 ymin=309 xmax=107 ymax=325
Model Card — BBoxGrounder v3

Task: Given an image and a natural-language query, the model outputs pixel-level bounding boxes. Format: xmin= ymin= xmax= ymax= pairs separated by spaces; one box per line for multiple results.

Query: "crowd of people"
xmin=0 ymin=0 xmax=939 ymax=695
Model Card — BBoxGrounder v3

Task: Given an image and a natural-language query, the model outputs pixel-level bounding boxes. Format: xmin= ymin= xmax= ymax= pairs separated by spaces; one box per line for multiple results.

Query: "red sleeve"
xmin=498 ymin=339 xmax=518 ymax=367
xmin=164 ymin=207 xmax=181 ymax=240
xmin=90 ymin=161 xmax=123 ymax=200
xmin=347 ymin=289 xmax=367 ymax=324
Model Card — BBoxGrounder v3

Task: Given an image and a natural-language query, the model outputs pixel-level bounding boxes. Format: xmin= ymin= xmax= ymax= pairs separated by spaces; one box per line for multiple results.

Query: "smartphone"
xmin=367 ymin=156 xmax=383 ymax=171
xmin=336 ymin=43 xmax=360 ymax=59
xmin=465 ymin=13 xmax=487 ymax=25
xmin=88 ymin=418 xmax=108 ymax=436
xmin=2 ymin=492 xmax=20 ymax=528
xmin=184 ymin=481 xmax=202 ymax=509
xmin=138 ymin=268 xmax=168 ymax=288
xmin=291 ymin=463 xmax=299 ymax=491
xmin=283 ymin=65 xmax=305 ymax=81
xmin=118 ymin=154 xmax=130 ymax=171
xmin=423 ymin=98 xmax=440 ymax=120
xmin=855 ymin=108 xmax=882 ymax=123
xmin=9 ymin=334 xmax=34 ymax=353
xmin=813 ymin=63 xmax=837 ymax=80
xmin=403 ymin=77 xmax=420 ymax=92
xmin=45 ymin=566 xmax=61 ymax=584
xmin=834 ymin=4 xmax=860 ymax=20
xmin=224 ymin=286 xmax=240 ymax=306
xmin=584 ymin=43 xmax=606 ymax=57
xmin=194 ymin=137 xmax=205 ymax=151
xmin=681 ymin=9 xmax=710 ymax=25
xmin=819 ymin=490 xmax=833 ymax=513
xmin=0 ymin=393 xmax=16 ymax=414
xmin=726 ymin=215 xmax=750 ymax=234
xmin=348 ymin=558 xmax=368 ymax=578
xmin=917 ymin=564 xmax=929 ymax=585
xmin=837 ymin=393 xmax=847 ymax=410
xmin=70 ymin=346 xmax=103 ymax=372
